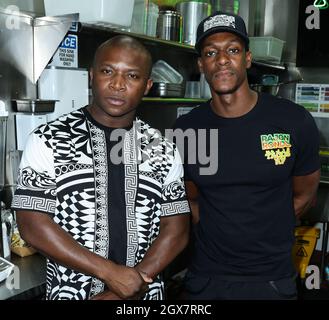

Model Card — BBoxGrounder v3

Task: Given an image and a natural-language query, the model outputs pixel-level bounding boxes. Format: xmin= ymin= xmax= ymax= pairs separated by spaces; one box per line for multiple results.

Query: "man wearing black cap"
xmin=175 ymin=11 xmax=320 ymax=299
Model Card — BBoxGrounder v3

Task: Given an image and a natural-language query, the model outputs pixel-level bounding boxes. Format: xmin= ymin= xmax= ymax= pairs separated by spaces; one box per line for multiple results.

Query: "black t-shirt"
xmin=174 ymin=93 xmax=320 ymax=281
xmin=84 ymin=109 xmax=129 ymax=265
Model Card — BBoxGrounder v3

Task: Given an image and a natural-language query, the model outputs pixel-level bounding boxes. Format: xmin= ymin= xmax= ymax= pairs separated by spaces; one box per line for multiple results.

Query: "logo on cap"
xmin=204 ymin=14 xmax=236 ymax=32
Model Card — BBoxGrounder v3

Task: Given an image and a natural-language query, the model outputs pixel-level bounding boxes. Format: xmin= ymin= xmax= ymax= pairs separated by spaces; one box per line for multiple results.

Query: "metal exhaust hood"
xmin=0 ymin=9 xmax=78 ymax=84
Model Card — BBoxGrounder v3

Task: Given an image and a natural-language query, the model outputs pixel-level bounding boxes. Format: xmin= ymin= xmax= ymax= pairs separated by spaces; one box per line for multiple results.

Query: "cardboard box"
xmin=11 ymin=245 xmax=37 ymax=258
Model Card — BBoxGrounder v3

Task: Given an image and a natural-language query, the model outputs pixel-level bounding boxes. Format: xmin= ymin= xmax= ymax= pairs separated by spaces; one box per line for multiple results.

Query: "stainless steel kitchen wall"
xmin=299 ymin=67 xmax=329 ymax=150
xmin=0 ymin=7 xmax=75 ymax=207
xmin=0 ymin=10 xmax=37 ymax=207
xmin=253 ymin=0 xmax=300 ymax=63
xmin=0 ymin=12 xmax=38 ymax=112
xmin=0 ymin=0 xmax=44 ymax=15
xmin=208 ymin=0 xmax=258 ymax=38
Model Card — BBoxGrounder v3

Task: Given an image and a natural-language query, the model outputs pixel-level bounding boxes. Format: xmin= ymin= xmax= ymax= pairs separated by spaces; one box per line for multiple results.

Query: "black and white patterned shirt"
xmin=12 ymin=108 xmax=190 ymax=300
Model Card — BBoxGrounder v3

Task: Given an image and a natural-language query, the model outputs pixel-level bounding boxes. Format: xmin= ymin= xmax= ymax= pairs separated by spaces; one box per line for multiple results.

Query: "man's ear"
xmin=144 ymin=78 xmax=153 ymax=96
xmin=89 ymin=68 xmax=94 ymax=86
xmin=198 ymin=57 xmax=204 ymax=74
xmin=245 ymin=51 xmax=252 ymax=69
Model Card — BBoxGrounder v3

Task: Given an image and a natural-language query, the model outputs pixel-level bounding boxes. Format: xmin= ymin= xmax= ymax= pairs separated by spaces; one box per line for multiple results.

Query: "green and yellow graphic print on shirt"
xmin=261 ymin=133 xmax=291 ymax=166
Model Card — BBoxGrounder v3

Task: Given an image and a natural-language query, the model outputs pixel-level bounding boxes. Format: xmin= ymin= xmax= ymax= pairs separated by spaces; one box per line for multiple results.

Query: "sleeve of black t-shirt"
xmin=293 ymin=109 xmax=320 ymax=176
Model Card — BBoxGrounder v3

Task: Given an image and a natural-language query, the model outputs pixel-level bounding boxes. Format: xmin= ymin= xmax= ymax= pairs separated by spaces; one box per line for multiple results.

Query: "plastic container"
xmin=151 ymin=60 xmax=183 ymax=84
xmin=44 ymin=0 xmax=135 ymax=27
xmin=200 ymin=73 xmax=211 ymax=99
xmin=147 ymin=4 xmax=159 ymax=37
xmin=210 ymin=0 xmax=240 ymax=14
xmin=131 ymin=0 xmax=159 ymax=36
xmin=249 ymin=36 xmax=285 ymax=63
xmin=185 ymin=81 xmax=201 ymax=98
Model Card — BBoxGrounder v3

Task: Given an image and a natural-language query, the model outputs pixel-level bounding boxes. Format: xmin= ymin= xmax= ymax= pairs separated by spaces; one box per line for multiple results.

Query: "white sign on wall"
xmin=49 ymin=34 xmax=78 ymax=68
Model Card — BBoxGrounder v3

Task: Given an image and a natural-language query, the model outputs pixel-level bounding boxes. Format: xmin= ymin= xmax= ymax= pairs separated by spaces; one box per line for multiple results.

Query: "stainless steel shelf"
xmin=80 ymin=23 xmax=196 ymax=53
xmin=79 ymin=23 xmax=286 ymax=70
xmin=311 ymin=112 xmax=329 ymax=119
xmin=252 ymin=60 xmax=286 ymax=70
xmin=142 ymin=97 xmax=208 ymax=104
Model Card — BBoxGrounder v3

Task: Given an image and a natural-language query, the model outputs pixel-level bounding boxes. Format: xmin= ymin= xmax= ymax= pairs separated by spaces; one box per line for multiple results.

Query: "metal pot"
xmin=176 ymin=1 xmax=211 ymax=45
xmin=156 ymin=10 xmax=182 ymax=42
xmin=251 ymin=84 xmax=280 ymax=96
xmin=251 ymin=79 xmax=303 ymax=96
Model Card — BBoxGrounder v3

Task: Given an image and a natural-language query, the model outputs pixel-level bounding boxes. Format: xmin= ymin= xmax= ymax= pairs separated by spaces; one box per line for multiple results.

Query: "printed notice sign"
xmin=296 ymin=83 xmax=329 ymax=114
xmin=49 ymin=34 xmax=78 ymax=68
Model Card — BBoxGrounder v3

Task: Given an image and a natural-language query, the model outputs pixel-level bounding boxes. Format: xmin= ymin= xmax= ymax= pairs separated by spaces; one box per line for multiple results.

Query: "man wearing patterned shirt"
xmin=12 ymin=35 xmax=190 ymax=300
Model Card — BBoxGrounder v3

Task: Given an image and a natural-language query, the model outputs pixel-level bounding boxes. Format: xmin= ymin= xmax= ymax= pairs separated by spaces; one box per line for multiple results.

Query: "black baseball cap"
xmin=195 ymin=11 xmax=249 ymax=54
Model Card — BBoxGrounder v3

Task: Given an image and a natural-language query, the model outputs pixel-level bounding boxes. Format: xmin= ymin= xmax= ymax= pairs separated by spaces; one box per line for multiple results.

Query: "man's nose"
xmin=109 ymin=74 xmax=125 ymax=91
xmin=216 ymin=50 xmax=230 ymax=65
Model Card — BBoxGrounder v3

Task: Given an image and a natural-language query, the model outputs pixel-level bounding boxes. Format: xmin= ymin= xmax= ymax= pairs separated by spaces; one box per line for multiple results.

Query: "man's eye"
xmin=228 ymin=48 xmax=240 ymax=54
xmin=128 ymin=73 xmax=139 ymax=79
xmin=205 ymin=50 xmax=216 ymax=57
xmin=101 ymin=69 xmax=112 ymax=75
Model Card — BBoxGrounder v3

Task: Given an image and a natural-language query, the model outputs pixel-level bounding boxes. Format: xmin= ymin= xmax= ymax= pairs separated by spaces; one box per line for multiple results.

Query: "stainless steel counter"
xmin=0 ymin=253 xmax=46 ymax=300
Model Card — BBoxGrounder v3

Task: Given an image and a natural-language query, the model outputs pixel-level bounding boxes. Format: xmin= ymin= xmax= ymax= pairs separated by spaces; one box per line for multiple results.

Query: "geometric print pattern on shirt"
xmin=12 ymin=108 xmax=190 ymax=300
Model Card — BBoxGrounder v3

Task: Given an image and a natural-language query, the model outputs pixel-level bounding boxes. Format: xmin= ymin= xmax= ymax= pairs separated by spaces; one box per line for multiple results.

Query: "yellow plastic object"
xmin=292 ymin=226 xmax=320 ymax=279
xmin=152 ymin=0 xmax=180 ymax=8
xmin=319 ymin=149 xmax=329 ymax=156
